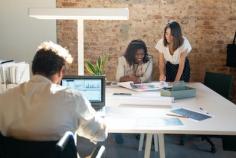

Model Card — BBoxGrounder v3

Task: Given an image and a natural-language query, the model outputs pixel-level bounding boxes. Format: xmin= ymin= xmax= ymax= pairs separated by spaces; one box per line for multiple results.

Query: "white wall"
xmin=0 ymin=0 xmax=56 ymax=64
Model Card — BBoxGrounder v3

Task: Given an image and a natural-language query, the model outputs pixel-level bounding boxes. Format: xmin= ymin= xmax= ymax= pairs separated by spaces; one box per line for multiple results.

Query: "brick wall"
xmin=57 ymin=0 xmax=236 ymax=102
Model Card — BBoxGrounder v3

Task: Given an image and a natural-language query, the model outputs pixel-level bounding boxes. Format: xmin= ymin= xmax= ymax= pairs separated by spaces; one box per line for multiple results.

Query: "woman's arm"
xmin=158 ymin=53 xmax=166 ymax=81
xmin=75 ymin=94 xmax=107 ymax=142
xmin=175 ymin=51 xmax=187 ymax=81
xmin=139 ymin=59 xmax=153 ymax=83
xmin=120 ymin=75 xmax=140 ymax=83
xmin=119 ymin=75 xmax=136 ymax=82
xmin=116 ymin=56 xmax=141 ymax=83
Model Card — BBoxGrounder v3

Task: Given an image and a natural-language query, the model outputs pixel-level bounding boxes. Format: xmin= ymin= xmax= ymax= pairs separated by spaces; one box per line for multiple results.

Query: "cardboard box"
xmin=161 ymin=86 xmax=196 ymax=99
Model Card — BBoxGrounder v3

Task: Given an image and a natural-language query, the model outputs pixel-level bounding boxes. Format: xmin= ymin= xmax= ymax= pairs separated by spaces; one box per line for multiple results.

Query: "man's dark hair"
xmin=124 ymin=39 xmax=149 ymax=66
xmin=32 ymin=49 xmax=65 ymax=77
xmin=163 ymin=21 xmax=184 ymax=51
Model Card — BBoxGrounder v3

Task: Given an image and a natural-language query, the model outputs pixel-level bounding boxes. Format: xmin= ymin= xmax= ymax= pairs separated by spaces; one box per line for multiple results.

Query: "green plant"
xmin=85 ymin=54 xmax=108 ymax=75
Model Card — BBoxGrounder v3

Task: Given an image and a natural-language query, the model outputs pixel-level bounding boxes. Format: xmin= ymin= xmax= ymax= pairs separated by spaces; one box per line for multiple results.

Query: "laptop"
xmin=61 ymin=75 xmax=105 ymax=110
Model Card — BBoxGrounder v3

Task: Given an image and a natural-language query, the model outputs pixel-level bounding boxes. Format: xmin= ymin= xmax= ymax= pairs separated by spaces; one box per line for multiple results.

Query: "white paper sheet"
xmin=117 ymin=81 xmax=167 ymax=92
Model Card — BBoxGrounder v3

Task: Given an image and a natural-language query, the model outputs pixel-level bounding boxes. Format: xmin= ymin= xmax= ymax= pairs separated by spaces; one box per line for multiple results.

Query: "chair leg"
xmin=138 ymin=134 xmax=158 ymax=152
xmin=138 ymin=134 xmax=145 ymax=151
xmin=179 ymin=135 xmax=185 ymax=145
xmin=153 ymin=134 xmax=158 ymax=152
xmin=202 ymin=136 xmax=216 ymax=153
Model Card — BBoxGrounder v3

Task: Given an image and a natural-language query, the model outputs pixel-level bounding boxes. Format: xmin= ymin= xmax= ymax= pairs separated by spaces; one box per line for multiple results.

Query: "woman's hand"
xmin=159 ymin=74 xmax=166 ymax=81
xmin=119 ymin=75 xmax=141 ymax=83
xmin=128 ymin=75 xmax=141 ymax=84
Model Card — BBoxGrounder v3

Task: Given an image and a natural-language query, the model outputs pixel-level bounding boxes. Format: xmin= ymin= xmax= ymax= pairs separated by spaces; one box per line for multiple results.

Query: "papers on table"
xmin=107 ymin=95 xmax=174 ymax=106
xmin=117 ymin=81 xmax=170 ymax=92
xmin=0 ymin=60 xmax=30 ymax=93
xmin=0 ymin=61 xmax=30 ymax=84
xmin=170 ymin=108 xmax=212 ymax=121
xmin=105 ymin=106 xmax=183 ymax=130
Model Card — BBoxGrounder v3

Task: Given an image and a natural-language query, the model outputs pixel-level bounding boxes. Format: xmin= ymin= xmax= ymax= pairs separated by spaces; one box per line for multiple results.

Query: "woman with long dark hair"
xmin=155 ymin=21 xmax=192 ymax=82
xmin=116 ymin=39 xmax=153 ymax=83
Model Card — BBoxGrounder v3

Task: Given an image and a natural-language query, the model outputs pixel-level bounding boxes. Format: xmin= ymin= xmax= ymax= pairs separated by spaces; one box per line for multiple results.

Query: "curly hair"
xmin=124 ymin=39 xmax=149 ymax=66
xmin=32 ymin=41 xmax=73 ymax=77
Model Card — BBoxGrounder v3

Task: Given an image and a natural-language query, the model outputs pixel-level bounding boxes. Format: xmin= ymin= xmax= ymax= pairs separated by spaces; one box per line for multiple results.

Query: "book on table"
xmin=170 ymin=108 xmax=212 ymax=121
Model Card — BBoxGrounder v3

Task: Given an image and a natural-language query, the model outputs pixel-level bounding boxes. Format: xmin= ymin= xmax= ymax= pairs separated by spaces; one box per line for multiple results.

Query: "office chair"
xmin=202 ymin=71 xmax=233 ymax=153
xmin=204 ymin=71 xmax=233 ymax=99
xmin=0 ymin=131 xmax=105 ymax=158
xmin=179 ymin=72 xmax=233 ymax=153
xmin=203 ymin=71 xmax=233 ymax=153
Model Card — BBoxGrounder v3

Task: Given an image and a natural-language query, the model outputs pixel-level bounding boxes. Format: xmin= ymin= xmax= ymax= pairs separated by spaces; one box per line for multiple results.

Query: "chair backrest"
xmin=0 ymin=132 xmax=105 ymax=158
xmin=0 ymin=133 xmax=77 ymax=158
xmin=204 ymin=72 xmax=233 ymax=99
xmin=90 ymin=145 xmax=105 ymax=158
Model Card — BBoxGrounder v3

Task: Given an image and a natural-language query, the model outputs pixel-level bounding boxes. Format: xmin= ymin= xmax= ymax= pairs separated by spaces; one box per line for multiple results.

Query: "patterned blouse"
xmin=116 ymin=56 xmax=153 ymax=83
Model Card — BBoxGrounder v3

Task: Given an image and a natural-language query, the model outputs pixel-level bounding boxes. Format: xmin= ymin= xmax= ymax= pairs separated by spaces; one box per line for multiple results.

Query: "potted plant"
xmin=85 ymin=54 xmax=108 ymax=76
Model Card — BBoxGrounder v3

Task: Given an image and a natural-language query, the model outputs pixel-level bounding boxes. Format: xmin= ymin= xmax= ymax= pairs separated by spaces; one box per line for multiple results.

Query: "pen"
xmin=113 ymin=93 xmax=132 ymax=96
xmin=166 ymin=113 xmax=188 ymax=118
xmin=199 ymin=107 xmax=209 ymax=114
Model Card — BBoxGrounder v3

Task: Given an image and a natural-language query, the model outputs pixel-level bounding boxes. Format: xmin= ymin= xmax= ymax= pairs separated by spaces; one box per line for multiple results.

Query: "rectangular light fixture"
xmin=28 ymin=7 xmax=129 ymax=75
xmin=28 ymin=8 xmax=129 ymax=20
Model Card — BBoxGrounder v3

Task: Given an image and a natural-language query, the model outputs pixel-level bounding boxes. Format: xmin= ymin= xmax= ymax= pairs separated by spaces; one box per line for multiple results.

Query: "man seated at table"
xmin=0 ymin=41 xmax=107 ymax=143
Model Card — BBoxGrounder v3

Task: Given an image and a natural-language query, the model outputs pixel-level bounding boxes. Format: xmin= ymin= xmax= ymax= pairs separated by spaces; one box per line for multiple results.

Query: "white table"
xmin=105 ymin=82 xmax=236 ymax=158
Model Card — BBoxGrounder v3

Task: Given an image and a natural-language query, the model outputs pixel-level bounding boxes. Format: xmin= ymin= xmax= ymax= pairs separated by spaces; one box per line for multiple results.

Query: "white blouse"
xmin=116 ymin=56 xmax=153 ymax=83
xmin=155 ymin=37 xmax=192 ymax=64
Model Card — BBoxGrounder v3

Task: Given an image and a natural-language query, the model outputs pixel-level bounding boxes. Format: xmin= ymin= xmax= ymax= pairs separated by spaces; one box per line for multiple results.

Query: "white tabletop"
xmin=105 ymin=82 xmax=236 ymax=135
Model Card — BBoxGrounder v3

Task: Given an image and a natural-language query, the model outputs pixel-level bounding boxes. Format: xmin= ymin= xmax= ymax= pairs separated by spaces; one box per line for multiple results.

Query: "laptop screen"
xmin=61 ymin=75 xmax=105 ymax=110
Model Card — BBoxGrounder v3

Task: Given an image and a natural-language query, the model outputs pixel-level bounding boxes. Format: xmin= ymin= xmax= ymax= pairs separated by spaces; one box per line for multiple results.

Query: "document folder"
xmin=160 ymin=81 xmax=196 ymax=99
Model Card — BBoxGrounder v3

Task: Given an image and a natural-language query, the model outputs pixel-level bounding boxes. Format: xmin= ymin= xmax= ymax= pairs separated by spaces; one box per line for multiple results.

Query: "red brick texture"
xmin=57 ymin=0 xmax=236 ymax=103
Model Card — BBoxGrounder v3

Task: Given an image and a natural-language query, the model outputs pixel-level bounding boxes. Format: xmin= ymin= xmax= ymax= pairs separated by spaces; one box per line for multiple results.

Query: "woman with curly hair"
xmin=116 ymin=39 xmax=153 ymax=83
